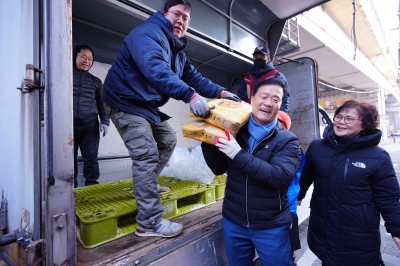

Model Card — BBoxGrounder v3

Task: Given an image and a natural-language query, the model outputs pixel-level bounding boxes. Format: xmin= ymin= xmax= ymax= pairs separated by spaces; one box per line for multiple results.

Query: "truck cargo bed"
xmin=77 ymin=200 xmax=226 ymax=266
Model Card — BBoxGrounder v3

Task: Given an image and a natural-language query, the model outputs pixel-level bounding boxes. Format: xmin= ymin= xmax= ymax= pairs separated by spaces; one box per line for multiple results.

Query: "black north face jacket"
xmin=298 ymin=124 xmax=400 ymax=265
xmin=202 ymin=123 xmax=301 ymax=229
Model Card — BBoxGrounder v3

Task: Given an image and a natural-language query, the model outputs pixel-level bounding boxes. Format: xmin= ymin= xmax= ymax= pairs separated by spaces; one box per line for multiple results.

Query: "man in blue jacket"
xmin=237 ymin=45 xmax=290 ymax=112
xmin=202 ymin=78 xmax=301 ymax=265
xmin=102 ymin=0 xmax=240 ymax=238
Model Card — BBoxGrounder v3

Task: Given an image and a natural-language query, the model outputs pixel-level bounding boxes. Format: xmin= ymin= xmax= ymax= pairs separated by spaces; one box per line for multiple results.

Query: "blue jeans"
xmin=223 ymin=217 xmax=294 ymax=266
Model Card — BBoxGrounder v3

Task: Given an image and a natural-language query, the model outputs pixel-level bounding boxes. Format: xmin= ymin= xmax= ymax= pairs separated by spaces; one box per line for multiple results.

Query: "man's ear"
xmin=250 ymin=96 xmax=253 ymax=105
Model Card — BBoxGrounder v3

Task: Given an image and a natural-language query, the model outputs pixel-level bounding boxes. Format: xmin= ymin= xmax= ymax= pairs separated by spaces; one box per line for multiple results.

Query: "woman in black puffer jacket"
xmin=298 ymin=99 xmax=400 ymax=265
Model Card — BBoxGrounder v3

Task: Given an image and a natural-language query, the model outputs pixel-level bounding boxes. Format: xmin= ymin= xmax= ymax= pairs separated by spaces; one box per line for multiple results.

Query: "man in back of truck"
xmin=102 ymin=0 xmax=240 ymax=238
xmin=237 ymin=45 xmax=290 ymax=113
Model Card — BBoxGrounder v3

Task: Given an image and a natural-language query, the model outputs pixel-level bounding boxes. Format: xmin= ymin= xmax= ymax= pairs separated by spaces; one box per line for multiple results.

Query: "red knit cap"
xmin=277 ymin=111 xmax=291 ymax=130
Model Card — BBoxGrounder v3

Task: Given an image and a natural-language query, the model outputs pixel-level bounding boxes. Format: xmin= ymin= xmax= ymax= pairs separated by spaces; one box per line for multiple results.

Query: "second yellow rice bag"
xmin=190 ymin=99 xmax=252 ymax=135
xmin=182 ymin=120 xmax=228 ymax=145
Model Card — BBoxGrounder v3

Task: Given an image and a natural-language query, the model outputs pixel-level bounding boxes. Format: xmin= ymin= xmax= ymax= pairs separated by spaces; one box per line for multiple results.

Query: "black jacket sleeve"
xmin=201 ymin=142 xmax=228 ymax=175
xmin=96 ymin=78 xmax=110 ymax=126
xmin=372 ymin=151 xmax=400 ymax=238
xmin=233 ymin=134 xmax=300 ymax=189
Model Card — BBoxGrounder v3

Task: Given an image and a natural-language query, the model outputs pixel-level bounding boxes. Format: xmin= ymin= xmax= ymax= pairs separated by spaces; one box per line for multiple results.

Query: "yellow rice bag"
xmin=182 ymin=120 xmax=228 ymax=145
xmin=190 ymin=99 xmax=252 ymax=135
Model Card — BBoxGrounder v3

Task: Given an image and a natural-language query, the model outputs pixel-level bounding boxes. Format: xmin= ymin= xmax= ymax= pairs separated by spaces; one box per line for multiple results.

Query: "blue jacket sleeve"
xmin=276 ymin=72 xmax=290 ymax=113
xmin=181 ymin=59 xmax=224 ymax=100
xmin=237 ymin=78 xmax=248 ymax=102
xmin=126 ymin=31 xmax=195 ymax=103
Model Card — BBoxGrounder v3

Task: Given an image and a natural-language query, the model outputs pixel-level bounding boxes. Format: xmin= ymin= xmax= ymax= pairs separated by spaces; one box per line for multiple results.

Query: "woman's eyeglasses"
xmin=333 ymin=114 xmax=361 ymax=124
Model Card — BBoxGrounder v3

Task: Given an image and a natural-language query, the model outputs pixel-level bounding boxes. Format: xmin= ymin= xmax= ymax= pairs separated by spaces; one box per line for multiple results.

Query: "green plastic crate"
xmin=212 ymin=174 xmax=227 ymax=200
xmin=75 ymin=176 xmax=216 ymax=248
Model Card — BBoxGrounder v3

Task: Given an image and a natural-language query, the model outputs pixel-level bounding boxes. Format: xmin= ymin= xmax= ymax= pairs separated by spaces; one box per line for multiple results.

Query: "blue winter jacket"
xmin=237 ymin=62 xmax=290 ymax=113
xmin=102 ymin=12 xmax=224 ymax=125
xmin=288 ymin=152 xmax=305 ymax=213
xmin=202 ymin=123 xmax=301 ymax=229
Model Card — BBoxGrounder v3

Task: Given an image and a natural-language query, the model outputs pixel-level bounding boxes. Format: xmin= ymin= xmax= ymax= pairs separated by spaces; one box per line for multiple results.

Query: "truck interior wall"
xmin=94 ymin=0 xmax=278 ymax=56
xmin=73 ymin=0 xmax=324 ymax=232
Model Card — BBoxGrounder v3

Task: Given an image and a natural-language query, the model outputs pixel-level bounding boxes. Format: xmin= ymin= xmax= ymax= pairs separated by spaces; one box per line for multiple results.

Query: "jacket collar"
xmin=323 ymin=124 xmax=382 ymax=152
xmin=249 ymin=61 xmax=275 ymax=77
xmin=237 ymin=121 xmax=279 ymax=152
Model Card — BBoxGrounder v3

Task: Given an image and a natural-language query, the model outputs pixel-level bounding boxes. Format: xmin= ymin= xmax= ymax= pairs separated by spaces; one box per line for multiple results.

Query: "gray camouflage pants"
xmin=104 ymin=103 xmax=177 ymax=228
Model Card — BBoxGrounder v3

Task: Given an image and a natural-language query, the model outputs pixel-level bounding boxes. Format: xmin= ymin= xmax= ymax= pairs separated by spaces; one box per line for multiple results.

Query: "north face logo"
xmin=352 ymin=162 xmax=366 ymax=168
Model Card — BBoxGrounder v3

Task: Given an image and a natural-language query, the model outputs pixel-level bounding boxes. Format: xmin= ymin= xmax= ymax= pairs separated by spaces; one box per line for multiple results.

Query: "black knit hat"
xmin=252 ymin=45 xmax=270 ymax=55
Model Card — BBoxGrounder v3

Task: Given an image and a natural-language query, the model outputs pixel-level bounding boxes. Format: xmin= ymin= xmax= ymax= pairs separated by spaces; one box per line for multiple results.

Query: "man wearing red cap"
xmin=237 ymin=45 xmax=290 ymax=113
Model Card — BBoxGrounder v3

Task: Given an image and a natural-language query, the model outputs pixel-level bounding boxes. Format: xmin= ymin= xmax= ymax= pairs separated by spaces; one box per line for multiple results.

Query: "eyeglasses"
xmin=333 ymin=114 xmax=362 ymax=124
xmin=78 ymin=54 xmax=93 ymax=62
xmin=167 ymin=10 xmax=190 ymax=24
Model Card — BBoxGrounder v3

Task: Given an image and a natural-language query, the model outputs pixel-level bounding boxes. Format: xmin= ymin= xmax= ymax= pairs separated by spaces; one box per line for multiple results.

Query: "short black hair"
xmin=164 ymin=0 xmax=192 ymax=13
xmin=73 ymin=45 xmax=94 ymax=68
xmin=253 ymin=78 xmax=288 ymax=100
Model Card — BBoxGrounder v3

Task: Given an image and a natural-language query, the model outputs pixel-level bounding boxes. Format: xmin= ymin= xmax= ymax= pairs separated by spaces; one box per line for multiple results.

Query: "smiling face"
xmin=333 ymin=108 xmax=364 ymax=138
xmin=250 ymin=84 xmax=283 ymax=125
xmin=75 ymin=48 xmax=93 ymax=71
xmin=163 ymin=4 xmax=190 ymax=39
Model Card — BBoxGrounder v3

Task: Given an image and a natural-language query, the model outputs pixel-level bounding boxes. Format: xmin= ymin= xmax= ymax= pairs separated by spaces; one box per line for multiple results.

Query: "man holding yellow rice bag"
xmin=201 ymin=78 xmax=301 ymax=265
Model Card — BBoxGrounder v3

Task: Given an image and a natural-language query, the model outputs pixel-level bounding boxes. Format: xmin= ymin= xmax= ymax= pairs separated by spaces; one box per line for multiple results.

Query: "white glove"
xmin=100 ymin=124 xmax=109 ymax=137
xmin=215 ymin=131 xmax=241 ymax=159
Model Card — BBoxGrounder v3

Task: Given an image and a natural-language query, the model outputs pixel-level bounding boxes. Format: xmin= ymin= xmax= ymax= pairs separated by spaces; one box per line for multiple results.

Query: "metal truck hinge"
xmin=17 ymin=64 xmax=45 ymax=93
xmin=0 ymin=199 xmax=8 ymax=231
xmin=52 ymin=212 xmax=68 ymax=265
xmin=0 ymin=229 xmax=32 ymax=248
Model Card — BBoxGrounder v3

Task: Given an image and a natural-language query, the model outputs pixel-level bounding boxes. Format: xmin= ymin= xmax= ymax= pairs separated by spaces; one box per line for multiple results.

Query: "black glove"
xmin=220 ymin=91 xmax=241 ymax=102
xmin=189 ymin=93 xmax=210 ymax=118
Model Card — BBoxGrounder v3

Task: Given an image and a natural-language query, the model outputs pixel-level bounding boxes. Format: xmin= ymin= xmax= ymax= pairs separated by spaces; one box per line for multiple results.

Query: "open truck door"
xmin=1 ymin=1 xmax=76 ymax=265
xmin=275 ymin=57 xmax=332 ymax=224
xmin=1 ymin=0 xmax=329 ymax=265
